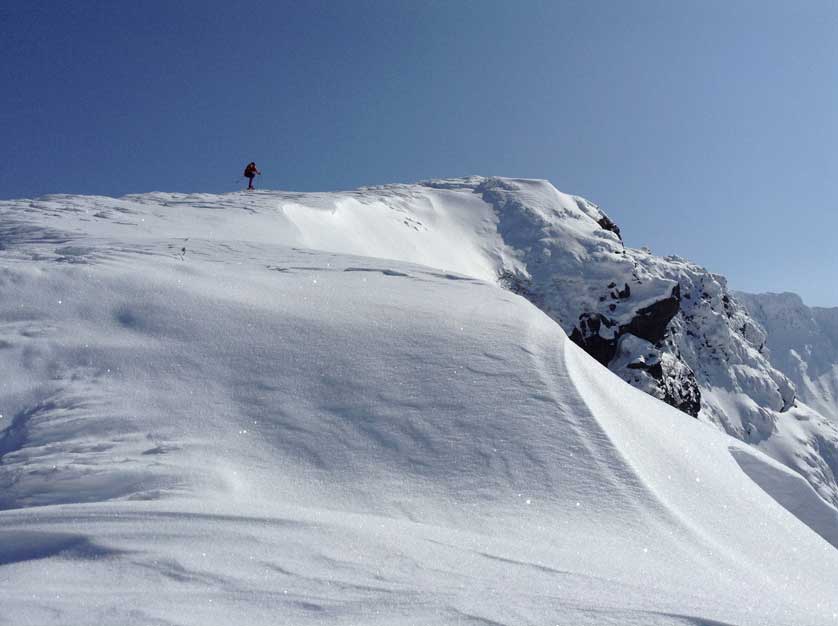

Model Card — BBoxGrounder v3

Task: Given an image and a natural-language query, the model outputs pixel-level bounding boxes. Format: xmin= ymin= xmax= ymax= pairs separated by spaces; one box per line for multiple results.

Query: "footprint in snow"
xmin=343 ymin=268 xmax=409 ymax=277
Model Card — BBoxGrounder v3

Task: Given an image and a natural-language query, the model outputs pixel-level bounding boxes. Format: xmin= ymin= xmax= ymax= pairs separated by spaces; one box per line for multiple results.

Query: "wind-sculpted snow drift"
xmin=0 ymin=179 xmax=837 ymax=625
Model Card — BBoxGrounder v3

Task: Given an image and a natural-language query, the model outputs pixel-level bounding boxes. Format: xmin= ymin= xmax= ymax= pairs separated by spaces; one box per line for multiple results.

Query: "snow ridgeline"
xmin=0 ymin=178 xmax=837 ymax=625
xmin=23 ymin=174 xmax=831 ymax=508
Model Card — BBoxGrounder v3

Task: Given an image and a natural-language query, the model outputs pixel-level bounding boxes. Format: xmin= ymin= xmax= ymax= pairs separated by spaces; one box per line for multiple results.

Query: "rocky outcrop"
xmin=569 ymin=313 xmax=619 ymax=365
xmin=428 ymin=177 xmax=838 ymax=506
xmin=567 ymin=284 xmax=697 ymax=412
xmin=622 ymin=284 xmax=680 ymax=345
xmin=420 ymin=177 xmax=836 ymax=506
xmin=460 ymin=178 xmax=789 ymax=423
xmin=596 ymin=214 xmax=622 ymax=241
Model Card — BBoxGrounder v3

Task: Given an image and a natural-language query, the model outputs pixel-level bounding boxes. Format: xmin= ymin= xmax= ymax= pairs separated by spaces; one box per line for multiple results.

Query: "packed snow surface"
xmin=1 ymin=181 xmax=837 ymax=625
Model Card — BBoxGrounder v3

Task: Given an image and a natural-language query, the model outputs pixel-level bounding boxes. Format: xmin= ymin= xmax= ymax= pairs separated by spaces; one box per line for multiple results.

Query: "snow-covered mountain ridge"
xmin=1 ymin=178 xmax=837 ymax=625
xmin=2 ymin=178 xmax=837 ymax=508
xmin=739 ymin=292 xmax=838 ymax=421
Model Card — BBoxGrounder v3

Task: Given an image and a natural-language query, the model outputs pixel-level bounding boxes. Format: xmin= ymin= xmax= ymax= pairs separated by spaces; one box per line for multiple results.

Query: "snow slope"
xmin=1 ymin=183 xmax=837 ymax=625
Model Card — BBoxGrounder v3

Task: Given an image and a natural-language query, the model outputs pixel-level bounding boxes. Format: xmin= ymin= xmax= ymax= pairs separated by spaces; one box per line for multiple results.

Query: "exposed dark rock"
xmin=662 ymin=365 xmax=701 ymax=417
xmin=597 ymin=215 xmax=622 ymax=241
xmin=567 ymin=283 xmax=699 ymax=415
xmin=622 ymin=284 xmax=681 ymax=345
xmin=569 ymin=314 xmax=618 ymax=366
xmin=647 ymin=362 xmax=664 ymax=380
xmin=722 ymin=294 xmax=734 ymax=318
xmin=569 ymin=286 xmax=681 ymax=370
xmin=626 ymin=359 xmax=665 ymax=381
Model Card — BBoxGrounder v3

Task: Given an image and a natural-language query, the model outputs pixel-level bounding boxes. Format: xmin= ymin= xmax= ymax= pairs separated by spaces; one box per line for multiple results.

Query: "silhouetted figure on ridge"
xmin=244 ymin=162 xmax=261 ymax=190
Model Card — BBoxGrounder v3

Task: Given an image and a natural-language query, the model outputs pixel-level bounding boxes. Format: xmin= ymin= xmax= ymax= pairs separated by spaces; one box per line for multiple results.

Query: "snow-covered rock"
xmin=1 ymin=180 xmax=837 ymax=625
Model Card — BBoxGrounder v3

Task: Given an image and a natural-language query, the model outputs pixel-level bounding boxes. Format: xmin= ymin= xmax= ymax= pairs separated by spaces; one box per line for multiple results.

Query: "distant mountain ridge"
xmin=738 ymin=292 xmax=838 ymax=423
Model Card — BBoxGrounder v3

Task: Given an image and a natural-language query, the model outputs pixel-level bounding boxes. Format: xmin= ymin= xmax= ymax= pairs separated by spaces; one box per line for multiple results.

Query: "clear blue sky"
xmin=2 ymin=1 xmax=836 ymax=305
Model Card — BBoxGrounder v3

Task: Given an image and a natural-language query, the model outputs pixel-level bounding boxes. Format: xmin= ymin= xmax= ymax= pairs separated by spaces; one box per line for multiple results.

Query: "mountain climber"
xmin=243 ymin=162 xmax=261 ymax=190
